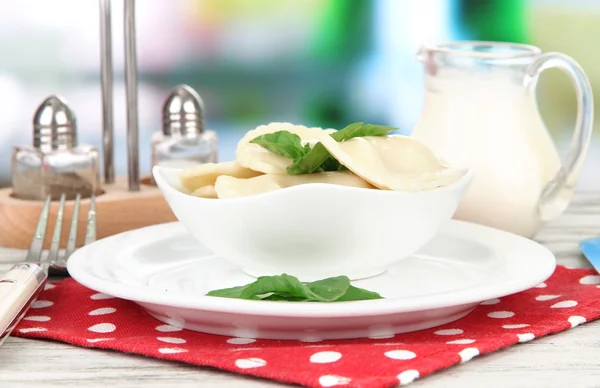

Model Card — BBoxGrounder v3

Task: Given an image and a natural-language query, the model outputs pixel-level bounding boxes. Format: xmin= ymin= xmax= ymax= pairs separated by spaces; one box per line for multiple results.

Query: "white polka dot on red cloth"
xmin=459 ymin=347 xmax=479 ymax=362
xmin=43 ymin=283 xmax=56 ymax=290
xmin=480 ymin=298 xmax=500 ymax=305
xmin=87 ymin=323 xmax=116 ymax=333
xmin=517 ymin=333 xmax=535 ymax=342
xmin=19 ymin=327 xmax=46 ymax=333
xmin=88 ymin=307 xmax=116 ymax=316
xmin=446 ymin=339 xmax=475 ymax=345
xmin=579 ymin=275 xmax=600 ymax=285
xmin=90 ymin=293 xmax=114 ymax=300
xmin=86 ymin=338 xmax=114 ymax=343
xmin=568 ymin=316 xmax=586 ymax=327
xmin=235 ymin=358 xmax=267 ymax=369
xmin=155 ymin=324 xmax=182 ymax=332
xmin=502 ymin=324 xmax=530 ymax=329
xmin=227 ymin=337 xmax=256 ymax=345
xmin=434 ymin=329 xmax=463 ymax=335
xmin=397 ymin=370 xmax=420 ymax=386
xmin=157 ymin=337 xmax=186 ymax=344
xmin=318 ymin=375 xmax=351 ymax=387
xmin=551 ymin=300 xmax=577 ymax=308
xmin=536 ymin=295 xmax=561 ymax=301
xmin=384 ymin=350 xmax=416 ymax=360
xmin=310 ymin=351 xmax=342 ymax=364
xmin=31 ymin=300 xmax=53 ymax=308
xmin=487 ymin=311 xmax=515 ymax=318
xmin=23 ymin=316 xmax=51 ymax=322
xmin=158 ymin=347 xmax=188 ymax=354
xmin=535 ymin=282 xmax=547 ymax=288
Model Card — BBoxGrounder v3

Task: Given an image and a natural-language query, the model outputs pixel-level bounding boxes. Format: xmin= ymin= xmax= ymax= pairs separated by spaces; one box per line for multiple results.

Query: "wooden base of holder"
xmin=0 ymin=176 xmax=177 ymax=250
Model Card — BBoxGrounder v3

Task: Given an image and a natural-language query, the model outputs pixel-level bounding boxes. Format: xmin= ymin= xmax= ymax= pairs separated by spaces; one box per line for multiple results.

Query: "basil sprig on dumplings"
xmin=206 ymin=274 xmax=383 ymax=302
xmin=249 ymin=122 xmax=396 ymax=175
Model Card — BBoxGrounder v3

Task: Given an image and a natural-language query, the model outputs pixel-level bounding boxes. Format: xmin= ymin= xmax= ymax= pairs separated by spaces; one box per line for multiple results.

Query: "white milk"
xmin=411 ymin=68 xmax=561 ymax=237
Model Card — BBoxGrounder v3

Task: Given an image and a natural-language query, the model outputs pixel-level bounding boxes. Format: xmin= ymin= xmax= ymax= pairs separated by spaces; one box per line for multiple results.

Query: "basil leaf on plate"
xmin=334 ymin=285 xmax=384 ymax=302
xmin=206 ymin=274 xmax=383 ymax=302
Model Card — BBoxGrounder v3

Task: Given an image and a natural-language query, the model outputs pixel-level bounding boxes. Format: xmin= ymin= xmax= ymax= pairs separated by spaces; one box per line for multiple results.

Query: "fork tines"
xmin=25 ymin=193 xmax=97 ymax=271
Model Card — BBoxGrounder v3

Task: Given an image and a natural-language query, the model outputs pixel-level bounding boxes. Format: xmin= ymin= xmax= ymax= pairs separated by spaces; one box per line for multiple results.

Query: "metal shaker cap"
xmin=162 ymin=84 xmax=205 ymax=136
xmin=33 ymin=95 xmax=78 ymax=151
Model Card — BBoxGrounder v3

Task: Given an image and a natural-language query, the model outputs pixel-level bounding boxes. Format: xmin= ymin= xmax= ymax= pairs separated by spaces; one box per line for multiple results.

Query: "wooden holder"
xmin=0 ymin=176 xmax=177 ymax=249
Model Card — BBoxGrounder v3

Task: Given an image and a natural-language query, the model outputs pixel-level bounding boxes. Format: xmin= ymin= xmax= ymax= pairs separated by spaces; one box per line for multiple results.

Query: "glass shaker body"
xmin=12 ymin=144 xmax=101 ymax=201
xmin=151 ymin=130 xmax=218 ymax=169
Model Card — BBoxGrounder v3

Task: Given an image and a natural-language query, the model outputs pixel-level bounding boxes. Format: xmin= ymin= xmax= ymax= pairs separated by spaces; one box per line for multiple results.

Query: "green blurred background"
xmin=0 ymin=0 xmax=598 ymax=188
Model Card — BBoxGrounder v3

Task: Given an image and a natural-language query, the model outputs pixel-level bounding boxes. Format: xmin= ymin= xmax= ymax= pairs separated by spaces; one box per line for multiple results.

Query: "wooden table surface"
xmin=1 ymin=191 xmax=600 ymax=388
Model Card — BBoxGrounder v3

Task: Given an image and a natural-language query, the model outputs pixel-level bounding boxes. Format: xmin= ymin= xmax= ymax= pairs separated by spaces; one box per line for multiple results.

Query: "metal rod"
xmin=124 ymin=0 xmax=140 ymax=191
xmin=99 ymin=0 xmax=115 ymax=184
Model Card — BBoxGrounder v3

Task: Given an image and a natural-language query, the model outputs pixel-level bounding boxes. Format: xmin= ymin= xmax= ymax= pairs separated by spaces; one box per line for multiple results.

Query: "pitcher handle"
xmin=525 ymin=53 xmax=594 ymax=221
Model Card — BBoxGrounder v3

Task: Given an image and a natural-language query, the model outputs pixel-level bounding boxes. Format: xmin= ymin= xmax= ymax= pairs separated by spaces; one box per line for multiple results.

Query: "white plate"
xmin=67 ymin=221 xmax=555 ymax=340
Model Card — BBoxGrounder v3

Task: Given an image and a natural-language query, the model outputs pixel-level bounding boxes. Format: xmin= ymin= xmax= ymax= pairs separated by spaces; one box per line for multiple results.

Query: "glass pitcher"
xmin=411 ymin=41 xmax=593 ymax=238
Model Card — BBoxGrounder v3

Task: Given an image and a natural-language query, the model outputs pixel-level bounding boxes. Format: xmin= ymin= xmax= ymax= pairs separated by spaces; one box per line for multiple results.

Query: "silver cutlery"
xmin=0 ymin=193 xmax=96 ymax=346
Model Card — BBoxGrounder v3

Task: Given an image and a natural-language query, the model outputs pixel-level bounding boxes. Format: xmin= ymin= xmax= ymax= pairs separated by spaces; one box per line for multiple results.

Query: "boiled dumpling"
xmin=236 ymin=122 xmax=335 ymax=174
xmin=214 ymin=171 xmax=374 ymax=199
xmin=317 ymin=134 xmax=464 ymax=191
xmin=190 ymin=185 xmax=218 ymax=199
xmin=179 ymin=161 xmax=262 ymax=192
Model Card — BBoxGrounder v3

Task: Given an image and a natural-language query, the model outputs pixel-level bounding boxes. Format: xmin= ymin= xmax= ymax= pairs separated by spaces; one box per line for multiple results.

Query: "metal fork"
xmin=0 ymin=193 xmax=97 ymax=345
xmin=25 ymin=193 xmax=97 ymax=272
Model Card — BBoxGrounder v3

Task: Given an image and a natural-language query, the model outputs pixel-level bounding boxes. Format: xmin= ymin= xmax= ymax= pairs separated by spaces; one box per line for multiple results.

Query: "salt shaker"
xmin=11 ymin=95 xmax=101 ymax=201
xmin=151 ymin=84 xmax=218 ymax=170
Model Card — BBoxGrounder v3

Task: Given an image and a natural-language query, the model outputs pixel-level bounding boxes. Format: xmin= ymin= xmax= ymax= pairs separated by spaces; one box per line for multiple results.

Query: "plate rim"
xmin=67 ymin=220 xmax=556 ymax=318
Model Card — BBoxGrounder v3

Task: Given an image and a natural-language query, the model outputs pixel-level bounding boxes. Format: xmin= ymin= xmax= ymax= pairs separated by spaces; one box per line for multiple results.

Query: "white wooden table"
xmin=1 ymin=191 xmax=600 ymax=388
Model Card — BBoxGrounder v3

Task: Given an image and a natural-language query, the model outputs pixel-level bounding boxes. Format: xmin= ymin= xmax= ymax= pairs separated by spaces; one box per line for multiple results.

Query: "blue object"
xmin=579 ymin=237 xmax=600 ymax=273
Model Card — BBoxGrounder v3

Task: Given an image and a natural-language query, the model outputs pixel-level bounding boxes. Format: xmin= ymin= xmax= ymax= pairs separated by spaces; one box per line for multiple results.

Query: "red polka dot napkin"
xmin=14 ymin=266 xmax=600 ymax=388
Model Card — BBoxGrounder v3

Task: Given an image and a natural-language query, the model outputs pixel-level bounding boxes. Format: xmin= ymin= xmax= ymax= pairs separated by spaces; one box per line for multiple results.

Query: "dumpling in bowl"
xmin=214 ymin=171 xmax=374 ymax=199
xmin=179 ymin=161 xmax=262 ymax=193
xmin=318 ymin=134 xmax=464 ymax=191
xmin=190 ymin=185 xmax=218 ymax=199
xmin=236 ymin=122 xmax=335 ymax=174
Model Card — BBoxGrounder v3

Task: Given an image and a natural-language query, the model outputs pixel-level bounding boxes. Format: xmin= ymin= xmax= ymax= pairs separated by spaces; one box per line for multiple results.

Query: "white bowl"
xmin=153 ymin=166 xmax=475 ymax=281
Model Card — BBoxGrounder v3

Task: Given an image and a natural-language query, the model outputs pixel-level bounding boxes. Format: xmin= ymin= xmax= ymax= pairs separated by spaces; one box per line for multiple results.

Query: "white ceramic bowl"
xmin=153 ymin=166 xmax=475 ymax=281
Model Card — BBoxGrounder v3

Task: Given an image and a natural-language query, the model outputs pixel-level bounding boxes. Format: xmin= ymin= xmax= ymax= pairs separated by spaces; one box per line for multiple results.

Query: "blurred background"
xmin=0 ymin=0 xmax=599 ymax=188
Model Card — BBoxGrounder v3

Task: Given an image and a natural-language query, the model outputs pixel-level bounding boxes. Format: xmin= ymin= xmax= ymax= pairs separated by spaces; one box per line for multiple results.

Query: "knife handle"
xmin=0 ymin=263 xmax=48 ymax=346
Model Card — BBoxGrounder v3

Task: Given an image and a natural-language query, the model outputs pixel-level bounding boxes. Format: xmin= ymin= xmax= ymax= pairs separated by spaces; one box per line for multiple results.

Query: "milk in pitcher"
xmin=411 ymin=42 xmax=593 ymax=237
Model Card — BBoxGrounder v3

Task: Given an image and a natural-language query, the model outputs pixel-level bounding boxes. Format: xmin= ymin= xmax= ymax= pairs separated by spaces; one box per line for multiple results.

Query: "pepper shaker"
xmin=150 ymin=85 xmax=218 ymax=170
xmin=11 ymin=96 xmax=101 ymax=201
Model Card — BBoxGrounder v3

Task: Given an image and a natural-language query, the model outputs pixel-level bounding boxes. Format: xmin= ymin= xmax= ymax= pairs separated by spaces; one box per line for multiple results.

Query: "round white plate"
xmin=67 ymin=221 xmax=556 ymax=340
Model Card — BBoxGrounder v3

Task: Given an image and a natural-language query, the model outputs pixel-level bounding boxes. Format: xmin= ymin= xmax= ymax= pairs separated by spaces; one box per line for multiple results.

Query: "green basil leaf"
xmin=334 ymin=285 xmax=383 ymax=302
xmin=286 ymin=122 xmax=396 ymax=175
xmin=204 ymin=285 xmax=263 ymax=300
xmin=206 ymin=274 xmax=383 ymax=302
xmin=304 ymin=276 xmax=352 ymax=300
xmin=286 ymin=142 xmax=330 ymax=175
xmin=261 ymin=294 xmax=310 ymax=302
xmin=331 ymin=122 xmax=396 ymax=142
xmin=319 ymin=155 xmax=343 ymax=172
xmin=250 ymin=131 xmax=306 ymax=160
xmin=207 ymin=274 xmax=349 ymax=302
